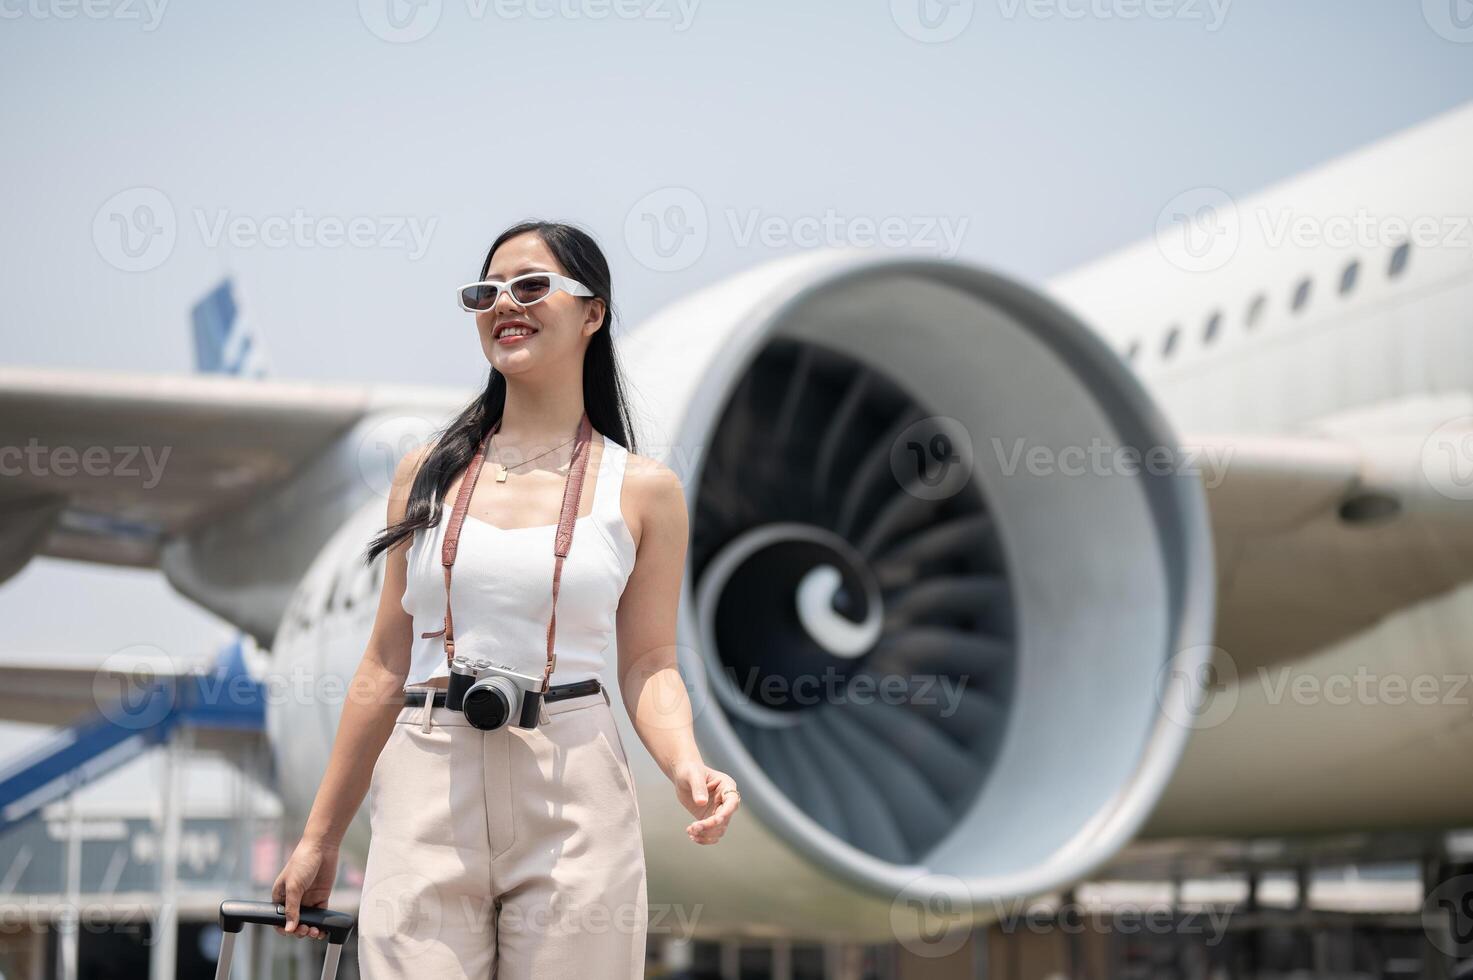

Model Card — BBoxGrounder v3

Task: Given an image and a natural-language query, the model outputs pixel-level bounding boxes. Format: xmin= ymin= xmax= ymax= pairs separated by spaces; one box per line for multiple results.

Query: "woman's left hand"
xmin=672 ymin=760 xmax=740 ymax=844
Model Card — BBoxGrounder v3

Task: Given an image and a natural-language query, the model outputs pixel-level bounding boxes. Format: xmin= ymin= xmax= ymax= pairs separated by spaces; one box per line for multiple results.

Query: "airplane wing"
xmin=0 ymin=647 xmax=218 ymax=727
xmin=1196 ymin=392 xmax=1473 ymax=668
xmin=0 ymin=365 xmax=460 ymax=584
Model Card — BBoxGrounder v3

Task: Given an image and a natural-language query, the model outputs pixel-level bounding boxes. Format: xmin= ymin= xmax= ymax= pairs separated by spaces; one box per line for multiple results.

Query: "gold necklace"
xmin=488 ymin=431 xmax=578 ymax=483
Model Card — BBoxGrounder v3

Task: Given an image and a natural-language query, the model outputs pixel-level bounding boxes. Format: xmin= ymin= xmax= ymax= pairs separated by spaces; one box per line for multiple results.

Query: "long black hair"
xmin=363 ymin=219 xmax=639 ymax=566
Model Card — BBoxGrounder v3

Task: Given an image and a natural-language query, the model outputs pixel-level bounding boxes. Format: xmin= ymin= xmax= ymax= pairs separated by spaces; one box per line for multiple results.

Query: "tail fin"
xmin=191 ymin=277 xmax=269 ymax=377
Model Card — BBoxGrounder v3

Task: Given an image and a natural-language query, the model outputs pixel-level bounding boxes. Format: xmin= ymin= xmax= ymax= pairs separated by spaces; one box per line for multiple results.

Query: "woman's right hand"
xmin=271 ymin=838 xmax=340 ymax=940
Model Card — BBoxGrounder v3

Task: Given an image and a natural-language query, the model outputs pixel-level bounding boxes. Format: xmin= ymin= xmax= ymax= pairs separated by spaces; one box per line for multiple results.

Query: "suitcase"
xmin=215 ymin=898 xmax=357 ymax=980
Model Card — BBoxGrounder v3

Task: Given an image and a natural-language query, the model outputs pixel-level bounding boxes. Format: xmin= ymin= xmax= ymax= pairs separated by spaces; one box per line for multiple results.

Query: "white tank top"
xmin=399 ymin=434 xmax=637 ymax=690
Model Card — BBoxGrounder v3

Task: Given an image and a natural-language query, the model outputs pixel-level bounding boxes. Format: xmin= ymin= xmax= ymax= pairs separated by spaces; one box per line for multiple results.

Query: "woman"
xmin=269 ymin=220 xmax=740 ymax=977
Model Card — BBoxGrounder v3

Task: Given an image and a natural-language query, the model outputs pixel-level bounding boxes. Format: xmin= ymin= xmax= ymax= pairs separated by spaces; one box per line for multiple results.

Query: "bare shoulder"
xmin=387 ymin=443 xmax=433 ymax=523
xmin=619 ymin=448 xmax=688 ymax=551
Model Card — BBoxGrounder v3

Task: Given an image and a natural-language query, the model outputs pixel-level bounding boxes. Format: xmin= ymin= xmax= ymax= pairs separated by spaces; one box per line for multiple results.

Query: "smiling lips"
xmin=495 ymin=321 xmax=537 ymax=343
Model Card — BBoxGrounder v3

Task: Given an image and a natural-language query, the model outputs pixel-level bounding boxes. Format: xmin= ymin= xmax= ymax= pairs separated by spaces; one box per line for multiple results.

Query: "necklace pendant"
xmin=496 ymin=464 xmax=509 ymax=483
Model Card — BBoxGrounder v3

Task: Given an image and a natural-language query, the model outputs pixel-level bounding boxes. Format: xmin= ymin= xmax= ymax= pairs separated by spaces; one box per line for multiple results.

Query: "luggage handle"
xmin=215 ymin=899 xmax=357 ymax=980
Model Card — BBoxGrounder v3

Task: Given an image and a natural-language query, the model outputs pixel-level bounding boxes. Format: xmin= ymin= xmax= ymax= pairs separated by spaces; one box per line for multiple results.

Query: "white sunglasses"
xmin=456 ymin=271 xmax=594 ymax=313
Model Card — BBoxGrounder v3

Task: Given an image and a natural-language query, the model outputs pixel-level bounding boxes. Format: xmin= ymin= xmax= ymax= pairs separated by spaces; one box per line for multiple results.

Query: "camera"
xmin=446 ymin=656 xmax=547 ymax=731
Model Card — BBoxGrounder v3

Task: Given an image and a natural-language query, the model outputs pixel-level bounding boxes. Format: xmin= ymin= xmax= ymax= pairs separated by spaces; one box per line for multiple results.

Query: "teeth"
xmin=500 ymin=326 xmax=535 ymax=337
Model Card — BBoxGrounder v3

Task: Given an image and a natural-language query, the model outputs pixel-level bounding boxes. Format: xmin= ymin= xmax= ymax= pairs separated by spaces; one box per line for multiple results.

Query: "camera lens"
xmin=463 ymin=676 xmax=517 ymax=730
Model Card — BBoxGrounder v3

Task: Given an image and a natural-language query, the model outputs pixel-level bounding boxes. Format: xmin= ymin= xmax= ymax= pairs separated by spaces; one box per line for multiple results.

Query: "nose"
xmin=491 ymin=284 xmax=526 ymax=317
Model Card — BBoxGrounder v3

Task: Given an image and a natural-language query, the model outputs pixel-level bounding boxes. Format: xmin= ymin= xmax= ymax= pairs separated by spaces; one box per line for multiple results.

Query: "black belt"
xmin=403 ymin=677 xmax=602 ymax=709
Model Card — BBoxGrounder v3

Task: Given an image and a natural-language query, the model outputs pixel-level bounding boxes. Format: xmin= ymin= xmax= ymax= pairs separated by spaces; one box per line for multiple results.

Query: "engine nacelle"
xmin=618 ymin=249 xmax=1215 ymax=940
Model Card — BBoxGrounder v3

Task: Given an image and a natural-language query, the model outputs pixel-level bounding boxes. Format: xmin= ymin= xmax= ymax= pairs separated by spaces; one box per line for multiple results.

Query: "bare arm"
xmin=272 ymin=445 xmax=424 ymax=935
xmin=614 ymin=456 xmax=740 ymax=845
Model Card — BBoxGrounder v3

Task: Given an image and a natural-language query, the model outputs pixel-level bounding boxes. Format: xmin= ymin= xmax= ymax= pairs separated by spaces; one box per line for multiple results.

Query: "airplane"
xmin=1 ymin=99 xmax=1470 ymax=948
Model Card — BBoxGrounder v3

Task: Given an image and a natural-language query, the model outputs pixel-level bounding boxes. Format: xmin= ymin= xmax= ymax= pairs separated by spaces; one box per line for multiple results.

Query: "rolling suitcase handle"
xmin=215 ymin=899 xmax=357 ymax=980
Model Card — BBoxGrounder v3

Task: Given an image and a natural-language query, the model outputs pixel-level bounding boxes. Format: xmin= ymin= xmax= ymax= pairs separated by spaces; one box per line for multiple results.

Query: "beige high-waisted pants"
xmin=357 ymin=686 xmax=647 ymax=979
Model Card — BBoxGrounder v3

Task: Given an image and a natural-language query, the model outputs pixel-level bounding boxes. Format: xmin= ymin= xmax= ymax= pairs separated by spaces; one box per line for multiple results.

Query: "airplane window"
xmin=1389 ymin=241 xmax=1411 ymax=278
xmin=1339 ymin=260 xmax=1359 ymax=295
xmin=1291 ymin=277 xmax=1312 ymax=313
xmin=1161 ymin=325 xmax=1180 ymax=359
xmin=1246 ymin=293 xmax=1266 ymax=328
xmin=1203 ymin=311 xmax=1222 ymax=345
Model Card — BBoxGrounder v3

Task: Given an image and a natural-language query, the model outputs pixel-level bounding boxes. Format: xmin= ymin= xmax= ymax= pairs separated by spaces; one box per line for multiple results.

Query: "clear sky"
xmin=2 ymin=1 xmax=1471 ymax=731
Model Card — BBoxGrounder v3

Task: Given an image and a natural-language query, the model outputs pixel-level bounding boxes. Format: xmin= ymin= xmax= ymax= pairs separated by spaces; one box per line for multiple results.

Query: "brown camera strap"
xmin=419 ymin=411 xmax=594 ymax=694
